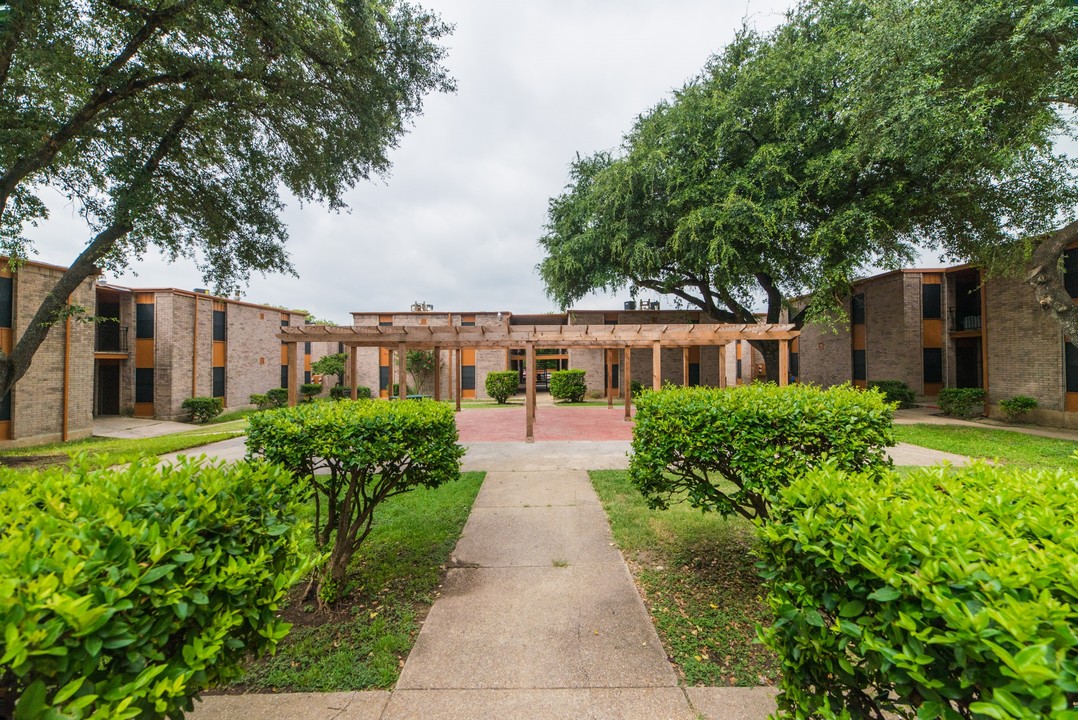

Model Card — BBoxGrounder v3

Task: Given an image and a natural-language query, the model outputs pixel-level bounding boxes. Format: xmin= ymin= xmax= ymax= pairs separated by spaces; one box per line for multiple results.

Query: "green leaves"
xmin=628 ymin=383 xmax=895 ymax=522
xmin=484 ymin=371 xmax=519 ymax=404
xmin=548 ymin=369 xmax=587 ymax=403
xmin=758 ymin=462 xmax=1078 ymax=718
xmin=0 ymin=456 xmax=307 ymax=718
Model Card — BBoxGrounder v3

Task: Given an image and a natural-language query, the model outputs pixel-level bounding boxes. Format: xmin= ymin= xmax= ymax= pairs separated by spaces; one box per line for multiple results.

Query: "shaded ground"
xmin=456 ymin=405 xmax=635 ymax=442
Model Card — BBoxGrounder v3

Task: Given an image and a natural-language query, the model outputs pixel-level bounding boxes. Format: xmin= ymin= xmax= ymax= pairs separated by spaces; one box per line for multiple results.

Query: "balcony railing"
xmin=948 ymin=309 xmax=982 ymax=332
xmin=96 ymin=325 xmax=129 ymax=353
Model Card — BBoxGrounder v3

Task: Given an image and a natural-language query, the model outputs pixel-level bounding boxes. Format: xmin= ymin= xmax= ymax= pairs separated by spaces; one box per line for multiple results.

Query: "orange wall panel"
xmin=922 ymin=318 xmax=943 ymax=348
xmin=852 ymin=324 xmax=866 ymax=350
xmin=212 ymin=341 xmax=226 ymax=366
xmin=134 ymin=338 xmax=154 ymax=368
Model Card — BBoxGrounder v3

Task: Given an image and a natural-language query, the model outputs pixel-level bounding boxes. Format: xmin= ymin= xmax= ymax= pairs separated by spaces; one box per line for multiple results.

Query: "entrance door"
xmin=97 ymin=362 xmax=121 ymax=415
xmin=954 ymin=338 xmax=982 ymax=389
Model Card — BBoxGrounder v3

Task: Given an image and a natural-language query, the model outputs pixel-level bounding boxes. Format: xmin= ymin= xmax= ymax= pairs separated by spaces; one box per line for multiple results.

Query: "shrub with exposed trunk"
xmin=485 ymin=371 xmax=519 ymax=403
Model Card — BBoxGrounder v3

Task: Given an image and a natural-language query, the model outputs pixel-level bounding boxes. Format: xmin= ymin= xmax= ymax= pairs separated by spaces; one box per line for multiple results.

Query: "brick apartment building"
xmin=0 ymin=258 xmax=97 ymax=447
xmin=794 ymin=258 xmax=1078 ymax=428
xmin=348 ymin=308 xmax=766 ymax=400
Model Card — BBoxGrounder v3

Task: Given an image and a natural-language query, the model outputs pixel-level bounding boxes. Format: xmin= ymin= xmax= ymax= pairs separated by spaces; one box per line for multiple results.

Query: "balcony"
xmin=96 ymin=325 xmax=129 ymax=353
xmin=948 ymin=309 xmax=982 ymax=333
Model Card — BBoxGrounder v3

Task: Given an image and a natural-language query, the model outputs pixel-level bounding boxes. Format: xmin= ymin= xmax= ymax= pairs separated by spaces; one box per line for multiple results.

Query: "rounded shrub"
xmin=329 ymin=385 xmax=372 ymax=401
xmin=181 ymin=396 xmax=223 ymax=423
xmin=265 ymin=387 xmax=288 ymax=408
xmin=937 ymin=387 xmax=986 ymax=417
xmin=867 ymin=379 xmax=915 ymax=409
xmin=999 ymin=394 xmax=1038 ymax=423
xmin=0 ymin=457 xmax=307 ymax=719
xmin=485 ymin=371 xmax=519 ymax=403
xmin=299 ymin=382 xmax=323 ymax=402
xmin=549 ymin=369 xmax=587 ymax=403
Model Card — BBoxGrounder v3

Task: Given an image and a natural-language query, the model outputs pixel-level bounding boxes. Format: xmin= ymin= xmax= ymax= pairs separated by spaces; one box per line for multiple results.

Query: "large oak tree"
xmin=539 ymin=0 xmax=1078 ymax=375
xmin=0 ymin=0 xmax=453 ymax=399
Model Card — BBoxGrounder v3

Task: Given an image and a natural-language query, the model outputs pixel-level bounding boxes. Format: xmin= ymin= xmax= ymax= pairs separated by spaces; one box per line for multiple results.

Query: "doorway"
xmin=953 ymin=338 xmax=983 ymax=389
xmin=97 ymin=361 xmax=121 ymax=415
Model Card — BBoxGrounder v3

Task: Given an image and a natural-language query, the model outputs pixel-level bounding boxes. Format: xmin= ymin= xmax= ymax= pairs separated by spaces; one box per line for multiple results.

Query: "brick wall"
xmin=5 ymin=264 xmax=96 ymax=447
xmin=225 ymin=302 xmax=283 ymax=407
xmin=862 ymin=273 xmax=923 ymax=391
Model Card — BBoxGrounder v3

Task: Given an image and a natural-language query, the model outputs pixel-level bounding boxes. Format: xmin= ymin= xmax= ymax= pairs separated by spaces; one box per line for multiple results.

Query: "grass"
xmin=233 ymin=471 xmax=485 ymax=692
xmin=590 ymin=469 xmax=777 ymax=687
xmin=0 ymin=423 xmax=246 ymax=468
xmin=894 ymin=423 xmax=1078 ymax=471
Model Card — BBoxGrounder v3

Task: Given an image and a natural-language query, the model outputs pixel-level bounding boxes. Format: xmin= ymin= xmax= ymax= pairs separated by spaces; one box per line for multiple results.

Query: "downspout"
xmin=192 ymin=295 xmax=199 ymax=397
xmin=62 ymin=297 xmax=71 ymax=441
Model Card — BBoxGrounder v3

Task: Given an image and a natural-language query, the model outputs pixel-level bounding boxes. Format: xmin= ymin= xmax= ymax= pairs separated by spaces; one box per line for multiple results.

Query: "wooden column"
xmin=433 ymin=346 xmax=442 ymax=401
xmin=606 ymin=348 xmax=614 ymax=407
xmin=718 ymin=343 xmax=727 ymax=389
xmin=349 ymin=345 xmax=358 ymax=400
xmin=397 ymin=342 xmax=407 ymax=399
xmin=287 ymin=342 xmax=299 ymax=407
xmin=526 ymin=342 xmax=536 ymax=442
xmin=455 ymin=347 xmax=462 ymax=412
xmin=778 ymin=339 xmax=789 ymax=387
xmin=624 ymin=347 xmax=632 ymax=421
xmin=652 ymin=340 xmax=662 ymax=390
xmin=682 ymin=347 xmax=690 ymax=387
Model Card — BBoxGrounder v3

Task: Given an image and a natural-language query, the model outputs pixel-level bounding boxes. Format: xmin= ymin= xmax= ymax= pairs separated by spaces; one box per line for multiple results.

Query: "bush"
xmin=999 ymin=394 xmax=1038 ymax=423
xmin=390 ymin=382 xmax=414 ymax=397
xmin=249 ymin=392 xmax=271 ymax=410
xmin=629 ymin=384 xmax=894 ymax=521
xmin=266 ymin=387 xmax=288 ymax=408
xmin=485 ymin=371 xmax=519 ymax=403
xmin=311 ymin=352 xmax=346 ymax=380
xmin=867 ymin=379 xmax=915 ymax=409
xmin=629 ymin=379 xmax=646 ymax=397
xmin=757 ymin=461 xmax=1078 ymax=719
xmin=0 ymin=457 xmax=306 ymax=720
xmin=549 ymin=369 xmax=587 ymax=402
xmin=937 ymin=387 xmax=986 ymax=417
xmin=181 ymin=396 xmax=223 ymax=423
xmin=329 ymin=385 xmax=371 ymax=401
xmin=246 ymin=400 xmax=464 ymax=602
xmin=300 ymin=382 xmax=323 ymax=402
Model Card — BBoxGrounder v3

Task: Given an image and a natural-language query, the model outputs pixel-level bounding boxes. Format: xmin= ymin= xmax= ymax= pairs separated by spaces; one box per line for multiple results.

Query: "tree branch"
xmin=754 ymin=272 xmax=783 ymax=323
xmin=1027 ymin=218 xmax=1078 ymax=347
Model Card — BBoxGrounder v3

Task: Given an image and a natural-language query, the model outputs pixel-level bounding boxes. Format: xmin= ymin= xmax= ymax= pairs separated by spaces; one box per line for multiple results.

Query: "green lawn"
xmin=590 ymin=470 xmax=777 ymax=687
xmin=0 ymin=420 xmax=247 ymax=468
xmin=233 ymin=471 xmax=485 ymax=692
xmin=895 ymin=423 xmax=1078 ymax=471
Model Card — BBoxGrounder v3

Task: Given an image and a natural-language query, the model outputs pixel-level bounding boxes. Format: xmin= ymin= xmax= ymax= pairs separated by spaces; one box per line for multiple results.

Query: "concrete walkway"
xmin=93 ymin=415 xmax=195 ymax=438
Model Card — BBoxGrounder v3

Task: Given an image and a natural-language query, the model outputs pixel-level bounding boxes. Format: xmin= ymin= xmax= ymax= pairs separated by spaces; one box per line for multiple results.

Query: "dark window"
xmin=461 ymin=320 xmax=475 ymax=327
xmin=922 ymin=283 xmax=942 ymax=319
xmin=281 ymin=318 xmax=289 ymax=327
xmin=304 ymin=370 xmax=311 ymax=384
xmin=281 ymin=364 xmax=289 ymax=388
xmin=136 ymin=303 xmax=155 ymax=339
xmin=736 ymin=358 xmax=743 ymax=379
xmin=96 ymin=301 xmax=121 ymax=350
xmin=1066 ymin=342 xmax=1078 ymax=393
xmin=461 ymin=365 xmax=476 ymax=390
xmin=688 ymin=363 xmax=700 ymax=386
xmin=0 ymin=391 xmax=10 ymax=422
xmin=608 ymin=364 xmax=619 ymax=389
xmin=379 ymin=366 xmax=390 ymax=391
xmin=851 ymin=293 xmax=866 ymax=325
xmin=0 ymin=276 xmax=12 ymax=328
xmin=135 ymin=368 xmax=154 ymax=403
xmin=852 ymin=349 xmax=866 ymax=381
xmin=923 ymin=348 xmax=943 ymax=384
xmin=212 ymin=367 xmax=225 ymax=397
xmin=379 ymin=318 xmax=393 ymax=326
xmin=1065 ymin=249 xmax=1078 ymax=298
xmin=304 ymin=342 xmax=311 ymax=354
xmin=789 ymin=352 xmax=800 ymax=380
xmin=213 ymin=309 xmax=226 ymax=341
xmin=338 ymin=342 xmax=344 ymax=354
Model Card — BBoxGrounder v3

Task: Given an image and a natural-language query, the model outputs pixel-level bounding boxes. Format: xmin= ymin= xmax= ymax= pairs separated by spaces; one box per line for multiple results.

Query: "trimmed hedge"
xmin=266 ymin=388 xmax=288 ymax=408
xmin=758 ymin=462 xmax=1078 ymax=719
xmin=246 ymin=400 xmax=464 ymax=602
xmin=0 ymin=457 xmax=306 ymax=719
xmin=1000 ymin=395 xmax=1038 ymax=423
xmin=629 ymin=384 xmax=894 ymax=521
xmin=329 ymin=385 xmax=371 ymax=401
xmin=485 ymin=371 xmax=519 ymax=404
xmin=181 ymin=396 xmax=223 ymax=423
xmin=867 ymin=379 xmax=915 ymax=409
xmin=549 ymin=369 xmax=587 ymax=403
xmin=938 ymin=387 xmax=986 ymax=417
xmin=299 ymin=382 xmax=323 ymax=402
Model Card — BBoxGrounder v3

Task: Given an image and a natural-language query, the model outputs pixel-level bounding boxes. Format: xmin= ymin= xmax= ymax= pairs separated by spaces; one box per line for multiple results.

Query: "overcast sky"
xmin=31 ymin=0 xmax=799 ymax=324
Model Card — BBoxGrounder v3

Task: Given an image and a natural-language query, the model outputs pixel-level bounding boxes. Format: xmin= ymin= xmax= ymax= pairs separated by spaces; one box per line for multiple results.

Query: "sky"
xmin=30 ymin=0 xmax=801 ymax=324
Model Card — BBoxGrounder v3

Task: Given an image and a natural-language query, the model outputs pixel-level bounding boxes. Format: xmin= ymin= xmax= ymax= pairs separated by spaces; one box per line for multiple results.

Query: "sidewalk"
xmin=894 ymin=406 xmax=1078 ymax=442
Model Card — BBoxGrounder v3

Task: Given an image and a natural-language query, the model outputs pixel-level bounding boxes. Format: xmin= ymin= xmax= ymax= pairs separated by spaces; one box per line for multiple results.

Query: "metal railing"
xmin=947 ymin=309 xmax=982 ymax=332
xmin=96 ymin=325 xmax=128 ymax=352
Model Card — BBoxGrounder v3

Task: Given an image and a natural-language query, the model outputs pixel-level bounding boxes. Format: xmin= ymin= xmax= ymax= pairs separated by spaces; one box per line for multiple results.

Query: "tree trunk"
xmin=1027 ymin=219 xmax=1078 ymax=346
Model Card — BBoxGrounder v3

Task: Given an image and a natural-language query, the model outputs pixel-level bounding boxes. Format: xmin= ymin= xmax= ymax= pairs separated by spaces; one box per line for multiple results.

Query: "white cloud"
xmin=27 ymin=0 xmax=794 ymax=323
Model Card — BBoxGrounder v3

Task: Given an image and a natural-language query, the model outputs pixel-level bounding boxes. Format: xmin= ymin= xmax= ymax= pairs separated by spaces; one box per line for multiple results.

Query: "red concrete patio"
xmin=455 ymin=405 xmax=635 ymax=442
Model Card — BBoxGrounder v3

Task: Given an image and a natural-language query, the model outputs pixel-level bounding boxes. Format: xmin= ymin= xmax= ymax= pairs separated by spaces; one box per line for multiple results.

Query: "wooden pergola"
xmin=278 ymin=323 xmax=798 ymax=442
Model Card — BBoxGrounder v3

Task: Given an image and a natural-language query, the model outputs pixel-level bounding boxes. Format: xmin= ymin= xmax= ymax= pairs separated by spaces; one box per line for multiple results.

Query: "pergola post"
xmin=606 ymin=348 xmax=614 ymax=408
xmin=682 ymin=347 xmax=690 ymax=387
xmin=455 ymin=347 xmax=462 ymax=412
xmin=286 ymin=342 xmax=299 ymax=407
xmin=433 ymin=345 xmax=442 ymax=401
xmin=718 ymin=343 xmax=727 ymax=389
xmin=624 ymin=346 xmax=632 ymax=421
xmin=525 ymin=342 xmax=536 ymax=442
xmin=349 ymin=345 xmax=358 ymax=400
xmin=397 ymin=342 xmax=407 ymax=399
xmin=778 ymin=339 xmax=789 ymax=387
xmin=652 ymin=340 xmax=661 ymax=390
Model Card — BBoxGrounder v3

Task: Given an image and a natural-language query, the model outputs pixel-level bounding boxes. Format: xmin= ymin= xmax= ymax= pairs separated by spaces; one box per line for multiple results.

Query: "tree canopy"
xmin=0 ymin=0 xmax=453 ymax=398
xmin=539 ymin=0 xmax=1078 ymax=366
